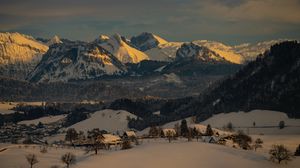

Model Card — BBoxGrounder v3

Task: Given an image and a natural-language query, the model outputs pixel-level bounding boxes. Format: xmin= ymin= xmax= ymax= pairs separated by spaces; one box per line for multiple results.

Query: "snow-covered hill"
xmin=68 ymin=109 xmax=137 ymax=133
xmin=201 ymin=110 xmax=300 ymax=134
xmin=99 ymin=34 xmax=149 ymax=63
xmin=0 ymin=32 xmax=48 ymax=80
xmin=1 ymin=136 xmax=300 ymax=168
xmin=27 ymin=40 xmax=127 ymax=82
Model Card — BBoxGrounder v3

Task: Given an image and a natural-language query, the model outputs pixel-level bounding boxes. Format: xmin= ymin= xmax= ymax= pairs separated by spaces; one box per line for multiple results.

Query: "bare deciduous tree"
xmin=253 ymin=138 xmax=263 ymax=151
xmin=61 ymin=152 xmax=76 ymax=168
xmin=166 ymin=130 xmax=173 ymax=143
xmin=269 ymin=144 xmax=294 ymax=164
xmin=26 ymin=154 xmax=38 ymax=168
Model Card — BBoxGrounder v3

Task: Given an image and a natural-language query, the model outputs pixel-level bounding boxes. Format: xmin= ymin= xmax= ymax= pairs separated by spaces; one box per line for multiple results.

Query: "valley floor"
xmin=1 ymin=135 xmax=299 ymax=168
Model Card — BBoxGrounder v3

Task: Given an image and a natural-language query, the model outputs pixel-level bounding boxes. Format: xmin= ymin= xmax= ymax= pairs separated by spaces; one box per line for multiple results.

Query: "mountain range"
xmin=0 ymin=32 xmax=286 ymax=82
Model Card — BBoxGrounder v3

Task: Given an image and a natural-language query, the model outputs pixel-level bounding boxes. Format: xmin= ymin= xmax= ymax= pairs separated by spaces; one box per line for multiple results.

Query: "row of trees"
xmin=149 ymin=119 xmax=214 ymax=141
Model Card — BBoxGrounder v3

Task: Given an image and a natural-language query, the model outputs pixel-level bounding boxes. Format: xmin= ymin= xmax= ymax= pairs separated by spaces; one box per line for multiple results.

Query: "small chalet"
xmin=98 ymin=134 xmax=122 ymax=145
xmin=161 ymin=128 xmax=176 ymax=137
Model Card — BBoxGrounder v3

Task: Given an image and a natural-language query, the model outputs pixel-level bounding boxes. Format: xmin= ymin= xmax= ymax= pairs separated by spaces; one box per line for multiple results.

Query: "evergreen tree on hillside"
xmin=295 ymin=144 xmax=300 ymax=156
xmin=180 ymin=119 xmax=189 ymax=137
xmin=205 ymin=124 xmax=213 ymax=136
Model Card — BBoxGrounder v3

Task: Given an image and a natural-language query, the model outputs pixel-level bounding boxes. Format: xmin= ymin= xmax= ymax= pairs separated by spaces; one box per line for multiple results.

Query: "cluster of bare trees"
xmin=25 ymin=152 xmax=76 ymax=168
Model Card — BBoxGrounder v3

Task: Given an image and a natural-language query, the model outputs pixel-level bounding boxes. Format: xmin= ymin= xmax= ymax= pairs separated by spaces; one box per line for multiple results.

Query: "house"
xmin=161 ymin=128 xmax=176 ymax=137
xmin=97 ymin=134 xmax=122 ymax=145
xmin=123 ymin=131 xmax=137 ymax=139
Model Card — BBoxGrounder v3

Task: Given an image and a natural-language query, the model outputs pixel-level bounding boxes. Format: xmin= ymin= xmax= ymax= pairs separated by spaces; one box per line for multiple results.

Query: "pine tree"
xmin=295 ymin=144 xmax=300 ymax=156
xmin=279 ymin=121 xmax=285 ymax=129
xmin=180 ymin=119 xmax=189 ymax=137
xmin=205 ymin=124 xmax=213 ymax=136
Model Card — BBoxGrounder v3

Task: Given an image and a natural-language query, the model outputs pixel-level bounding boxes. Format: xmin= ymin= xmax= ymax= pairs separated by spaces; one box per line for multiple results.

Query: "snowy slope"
xmin=18 ymin=115 xmax=66 ymax=125
xmin=145 ymin=42 xmax=183 ymax=61
xmin=74 ymin=139 xmax=300 ymax=168
xmin=201 ymin=110 xmax=300 ymax=134
xmin=0 ymin=32 xmax=48 ymax=80
xmin=99 ymin=34 xmax=149 ymax=63
xmin=1 ymin=136 xmax=300 ymax=168
xmin=193 ymin=40 xmax=242 ymax=64
xmin=0 ymin=144 xmax=85 ymax=168
xmin=68 ymin=109 xmax=137 ymax=133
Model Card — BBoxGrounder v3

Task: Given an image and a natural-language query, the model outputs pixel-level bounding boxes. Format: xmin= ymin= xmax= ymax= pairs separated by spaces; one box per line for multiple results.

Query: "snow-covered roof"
xmin=124 ymin=131 xmax=136 ymax=137
xmin=161 ymin=128 xmax=176 ymax=136
xmin=202 ymin=136 xmax=219 ymax=143
xmin=100 ymin=134 xmax=121 ymax=144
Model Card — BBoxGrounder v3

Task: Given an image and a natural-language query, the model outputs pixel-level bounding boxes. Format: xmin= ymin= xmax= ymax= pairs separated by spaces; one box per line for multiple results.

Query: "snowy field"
xmin=68 ymin=109 xmax=137 ymax=133
xmin=1 ymin=135 xmax=300 ymax=168
xmin=201 ymin=110 xmax=300 ymax=134
xmin=0 ymin=102 xmax=16 ymax=114
xmin=139 ymin=110 xmax=300 ymax=136
xmin=18 ymin=115 xmax=66 ymax=125
xmin=0 ymin=145 xmax=86 ymax=168
xmin=0 ymin=102 xmax=44 ymax=114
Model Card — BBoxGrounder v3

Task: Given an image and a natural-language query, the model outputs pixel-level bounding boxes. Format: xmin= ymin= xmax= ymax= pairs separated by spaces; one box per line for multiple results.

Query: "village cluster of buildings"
xmin=0 ymin=121 xmax=63 ymax=143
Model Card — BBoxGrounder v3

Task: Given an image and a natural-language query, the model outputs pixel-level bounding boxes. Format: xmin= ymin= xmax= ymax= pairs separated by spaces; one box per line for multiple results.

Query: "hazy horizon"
xmin=1 ymin=0 xmax=300 ymax=45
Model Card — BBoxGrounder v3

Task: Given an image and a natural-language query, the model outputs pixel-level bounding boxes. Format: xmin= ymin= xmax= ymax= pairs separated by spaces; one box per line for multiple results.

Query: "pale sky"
xmin=0 ymin=0 xmax=299 ymax=45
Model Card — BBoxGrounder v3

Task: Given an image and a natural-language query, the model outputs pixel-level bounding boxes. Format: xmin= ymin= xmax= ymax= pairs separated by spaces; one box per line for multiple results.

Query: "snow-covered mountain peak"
xmin=130 ymin=32 xmax=168 ymax=51
xmin=99 ymin=34 xmax=149 ymax=63
xmin=193 ymin=40 xmax=242 ymax=64
xmin=98 ymin=34 xmax=110 ymax=42
xmin=46 ymin=35 xmax=62 ymax=46
xmin=176 ymin=42 xmax=228 ymax=62
xmin=0 ymin=32 xmax=49 ymax=80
